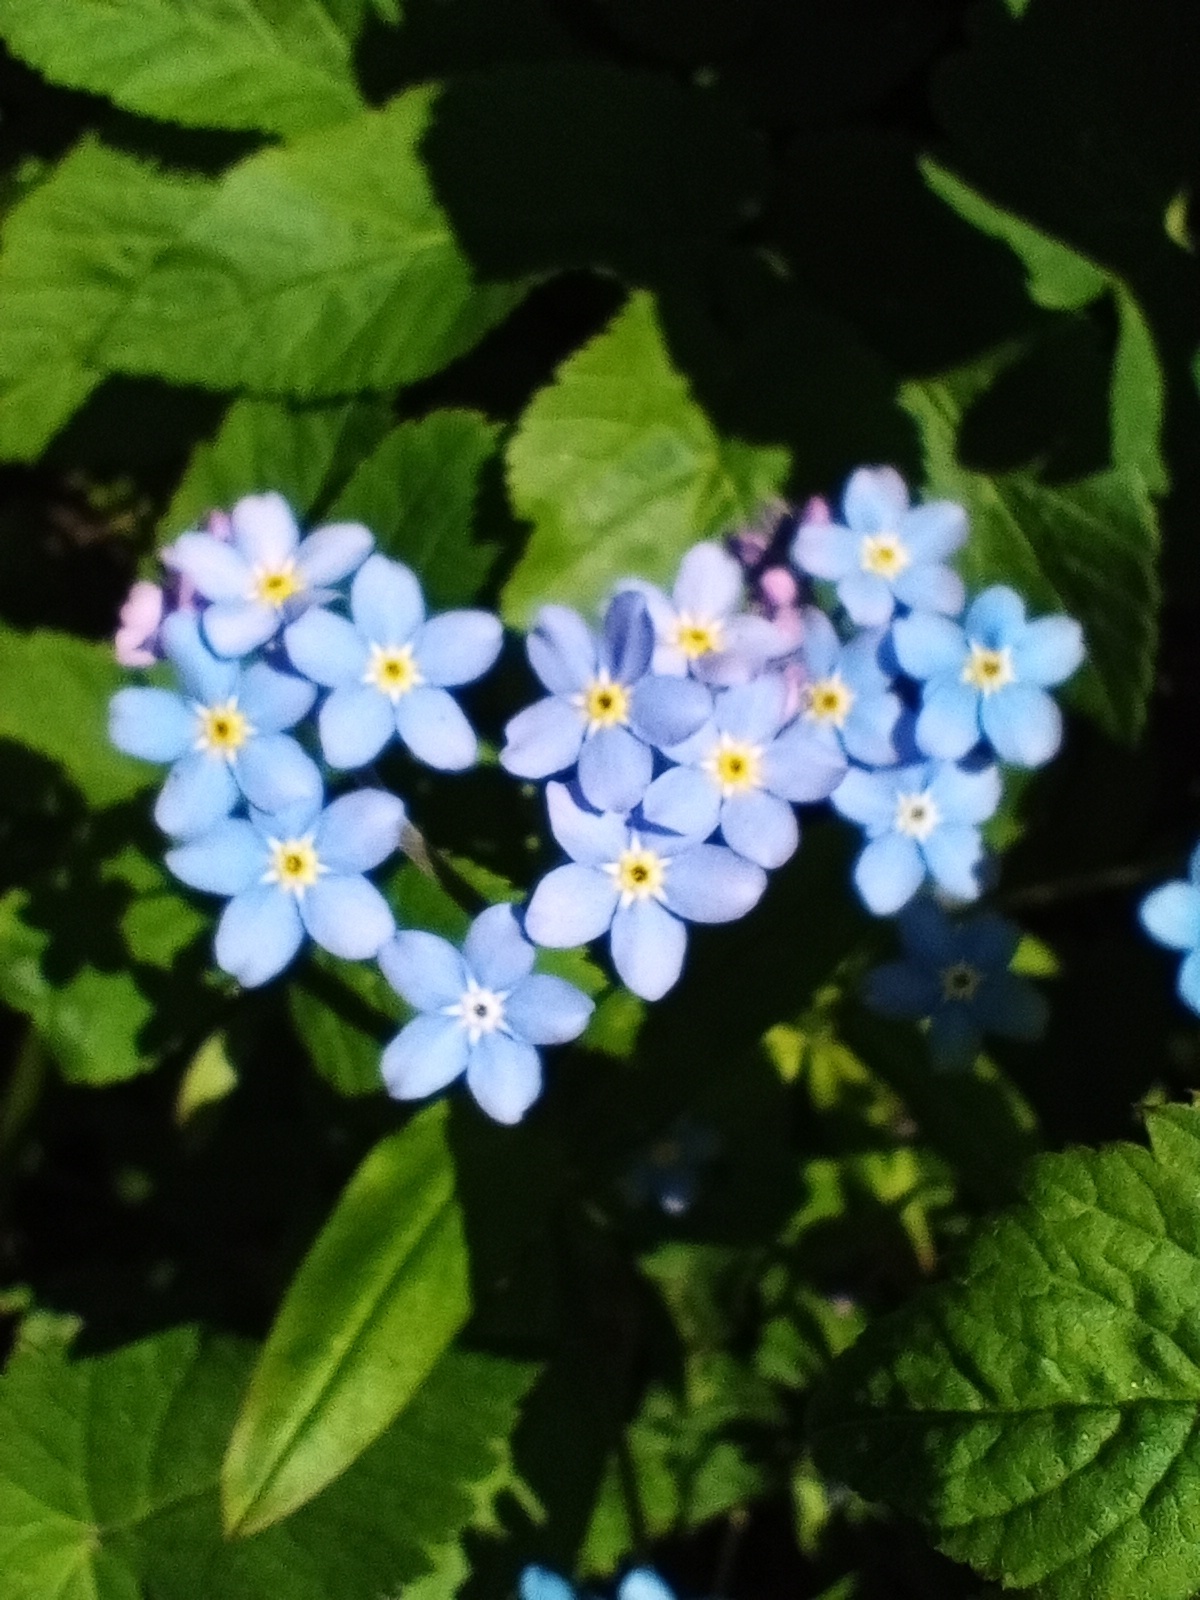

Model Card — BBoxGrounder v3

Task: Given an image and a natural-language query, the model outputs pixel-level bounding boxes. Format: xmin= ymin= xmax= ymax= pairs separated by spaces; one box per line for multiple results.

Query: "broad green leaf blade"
xmin=902 ymin=372 xmax=1159 ymax=742
xmin=223 ymin=1104 xmax=471 ymax=1535
xmin=0 ymin=140 xmax=206 ymax=462
xmin=101 ymin=91 xmax=527 ymax=398
xmin=0 ymin=0 xmax=363 ymax=137
xmin=502 ymin=291 xmax=789 ymax=623
xmin=809 ymin=1103 xmax=1200 ymax=1600
xmin=288 ymin=951 xmax=400 ymax=1097
xmin=328 ymin=409 xmax=501 ymax=606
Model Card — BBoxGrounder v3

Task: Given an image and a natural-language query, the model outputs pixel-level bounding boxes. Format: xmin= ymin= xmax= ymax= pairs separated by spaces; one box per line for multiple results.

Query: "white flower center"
xmin=249 ymin=560 xmax=304 ymax=609
xmin=262 ymin=833 xmax=326 ymax=897
xmin=803 ymin=674 xmax=856 ymax=729
xmin=893 ymin=789 xmax=940 ymax=842
xmin=572 ymin=672 xmax=631 ymax=732
xmin=363 ymin=641 xmax=424 ymax=702
xmin=194 ymin=698 xmax=253 ymax=762
xmin=859 ymin=532 xmax=911 ymax=580
xmin=961 ymin=641 xmax=1015 ymax=696
xmin=702 ymin=734 xmax=763 ymax=796
xmin=444 ymin=980 xmax=508 ymax=1045
xmin=603 ymin=842 xmax=668 ymax=907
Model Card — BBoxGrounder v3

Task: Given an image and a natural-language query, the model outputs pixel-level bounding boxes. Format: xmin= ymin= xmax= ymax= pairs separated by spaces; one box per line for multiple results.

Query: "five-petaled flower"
xmin=378 ymin=903 xmax=593 ymax=1124
xmin=863 ymin=899 xmax=1048 ymax=1069
xmin=1140 ymin=844 xmax=1200 ymax=1015
xmin=284 ymin=553 xmax=502 ymax=772
xmin=164 ymin=788 xmax=404 ymax=987
xmin=524 ymin=783 xmax=767 ymax=1000
xmin=109 ymin=613 xmax=321 ymax=837
xmin=500 ymin=592 xmax=710 ymax=814
xmin=166 ymin=492 xmax=374 ymax=658
xmin=795 ymin=607 xmax=902 ymax=767
xmin=792 ymin=467 xmax=966 ymax=627
xmin=892 ymin=585 xmax=1085 ymax=768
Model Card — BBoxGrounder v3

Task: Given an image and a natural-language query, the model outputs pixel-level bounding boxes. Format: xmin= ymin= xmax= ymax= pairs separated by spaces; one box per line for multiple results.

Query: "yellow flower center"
xmin=250 ymin=561 xmax=304 ymax=609
xmin=893 ymin=789 xmax=940 ymax=842
xmin=803 ymin=674 xmax=856 ymax=729
xmin=194 ymin=698 xmax=252 ymax=761
xmin=703 ymin=735 xmax=763 ymax=796
xmin=940 ymin=961 xmax=983 ymax=1002
xmin=961 ymin=641 xmax=1015 ymax=696
xmin=363 ymin=642 xmax=424 ymax=702
xmin=859 ymin=533 xmax=911 ymax=580
xmin=605 ymin=845 xmax=668 ymax=906
xmin=670 ymin=614 xmax=724 ymax=660
xmin=263 ymin=834 xmax=325 ymax=897
xmin=575 ymin=673 xmax=631 ymax=731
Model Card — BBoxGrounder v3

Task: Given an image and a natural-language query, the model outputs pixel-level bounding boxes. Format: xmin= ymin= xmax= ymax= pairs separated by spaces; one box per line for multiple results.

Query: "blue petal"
xmin=897 ymin=898 xmax=958 ymax=965
xmin=1140 ymin=882 xmax=1200 ymax=952
xmin=527 ymin=606 xmax=596 ymax=694
xmin=519 ymin=1568 xmax=577 ymax=1600
xmin=842 ymin=466 xmax=909 ymax=531
xmin=1178 ymin=949 xmax=1200 ymax=1016
xmin=891 ymin=612 xmax=966 ymax=681
xmin=165 ymin=818 xmax=264 ymax=894
xmin=958 ymin=912 xmax=1020 ymax=970
xmin=673 ymin=541 xmax=742 ymax=616
xmin=928 ymin=1006 xmax=982 ymax=1072
xmin=662 ymin=843 xmax=766 ymax=923
xmin=577 ymin=725 xmax=652 ymax=812
xmin=892 ymin=562 xmax=965 ymax=616
xmin=863 ymin=959 xmax=939 ymax=1018
xmin=800 ymin=607 xmax=841 ymax=676
xmin=284 ymin=609 xmax=368 ymax=688
xmin=915 ymin=679 xmax=980 ymax=761
xmin=525 ymin=864 xmax=618 ymax=947
xmin=900 ymin=500 xmax=968 ymax=563
xmin=700 ymin=614 xmax=788 ymax=684
xmin=202 ymin=600 xmax=277 ymax=658
xmin=545 ymin=782 xmax=629 ymax=865
xmin=396 ymin=686 xmax=478 ymax=771
xmin=109 ymin=687 xmax=192 ymax=762
xmin=973 ymin=971 xmax=1049 ymax=1040
xmin=837 ymin=570 xmax=894 ymax=627
xmin=296 ymin=521 xmax=373 ymax=587
xmin=610 ymin=898 xmax=686 ymax=1000
xmin=719 ymin=790 xmax=798 ymax=869
xmin=980 ymin=684 xmax=1062 ymax=768
xmin=215 ymin=885 xmax=304 ymax=986
xmin=380 ymin=930 xmax=468 ymax=1009
xmin=235 ymin=734 xmax=323 ymax=816
xmin=381 ymin=1013 xmax=469 ymax=1101
xmin=154 ymin=752 xmax=238 ymax=838
xmin=964 ymin=586 xmax=1025 ymax=648
xmin=922 ymin=824 xmax=987 ymax=902
xmin=619 ymin=1572 xmax=678 ymax=1600
xmin=629 ymin=675 xmax=712 ymax=747
xmin=854 ymin=833 xmax=925 ymax=915
xmin=832 ymin=767 xmax=897 ymax=833
xmin=928 ymin=761 xmax=1001 ymax=825
xmin=351 ymin=555 xmax=424 ymax=645
xmin=792 ymin=522 xmax=857 ymax=580
xmin=319 ymin=684 xmax=394 ymax=769
xmin=640 ymin=766 xmax=721 ymax=840
xmin=167 ymin=533 xmax=249 ymax=602
xmin=505 ymin=974 xmax=594 ymax=1044
xmin=463 ymin=903 xmax=534 ymax=990
xmin=1012 ymin=615 xmax=1085 ymax=687
xmin=842 ymin=689 xmax=902 ymax=767
xmin=465 ymin=1033 xmax=542 ymax=1124
xmin=500 ymin=696 xmax=585 ymax=780
xmin=600 ymin=590 xmax=654 ymax=682
xmin=761 ymin=722 xmax=847 ymax=804
xmin=838 ymin=629 xmax=893 ymax=696
xmin=231 ymin=493 xmax=299 ymax=566
xmin=413 ymin=611 xmax=502 ymax=687
xmin=238 ymin=660 xmax=317 ymax=731
xmin=713 ymin=675 xmax=787 ymax=742
xmin=160 ymin=612 xmax=237 ymax=703
xmin=316 ymin=789 xmax=405 ymax=873
xmin=302 ymin=874 xmax=395 ymax=959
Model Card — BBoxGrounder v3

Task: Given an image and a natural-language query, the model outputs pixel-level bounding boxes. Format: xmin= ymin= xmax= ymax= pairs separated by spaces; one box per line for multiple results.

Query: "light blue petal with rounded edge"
xmin=154 ymin=751 xmax=238 ymax=838
xmin=843 ymin=465 xmax=909 ymax=530
xmin=719 ymin=789 xmax=798 ymax=869
xmin=414 ymin=611 xmax=503 ymax=687
xmin=619 ymin=1570 xmax=678 ymax=1600
xmin=663 ymin=843 xmax=766 ymax=923
xmin=296 ymin=521 xmax=373 ymax=587
xmin=109 ymin=687 xmax=192 ymax=762
xmin=203 ymin=600 xmax=277 ymax=658
xmin=505 ymin=974 xmax=593 ymax=1045
xmin=863 ymin=959 xmax=939 ymax=1019
xmin=713 ymin=674 xmax=787 ymax=742
xmin=160 ymin=612 xmax=237 ymax=703
xmin=215 ymin=885 xmax=304 ymax=986
xmin=396 ymin=685 xmax=477 ymax=771
xmin=897 ymin=898 xmax=958 ymax=965
xmin=928 ymin=761 xmax=1001 ymax=825
xmin=629 ymin=674 xmax=712 ymax=748
xmin=891 ymin=612 xmax=966 ymax=681
xmin=958 ymin=912 xmax=1020 ymax=970
xmin=381 ymin=1013 xmax=469 ymax=1101
xmin=901 ymin=500 xmax=967 ymax=563
xmin=854 ymin=833 xmax=925 ymax=915
xmin=500 ymin=696 xmax=584 ymax=780
xmin=838 ymin=569 xmax=894 ymax=626
xmin=284 ymin=608 xmax=369 ymax=688
xmin=832 ymin=767 xmax=897 ymax=832
xmin=578 ymin=724 xmax=652 ymax=812
xmin=800 ymin=607 xmax=841 ymax=676
xmin=466 ymin=1032 xmax=542 ymax=1124
xmin=600 ymin=590 xmax=654 ymax=683
xmin=165 ymin=817 xmax=264 ymax=894
xmin=922 ymin=824 xmax=987 ymax=902
xmin=238 ymin=660 xmax=316 ymax=731
xmin=301 ymin=873 xmax=394 ymax=959
xmin=980 ymin=684 xmax=1062 ymax=768
xmin=527 ymin=606 xmax=596 ymax=694
xmin=1178 ymin=949 xmax=1200 ymax=1016
xmin=380 ymin=931 xmax=468 ymax=1010
xmin=761 ymin=722 xmax=847 ymax=804
xmin=319 ymin=683 xmax=394 ymax=769
xmin=640 ymin=765 xmax=721 ymax=840
xmin=519 ymin=1567 xmax=577 ymax=1600
xmin=1012 ymin=615 xmax=1085 ymax=687
xmin=463 ymin=903 xmax=534 ymax=990
xmin=351 ymin=554 xmax=424 ymax=645
xmin=673 ymin=540 xmax=743 ymax=617
xmin=231 ymin=493 xmax=298 ymax=566
xmin=610 ymin=898 xmax=686 ymax=1000
xmin=316 ymin=789 xmax=405 ymax=873
xmin=525 ymin=864 xmax=618 ymax=947
xmin=965 ymin=586 xmax=1025 ymax=647
xmin=1141 ymin=882 xmax=1200 ymax=952
xmin=842 ymin=688 xmax=902 ymax=767
xmin=792 ymin=521 xmax=857 ymax=580
xmin=973 ymin=971 xmax=1049 ymax=1040
xmin=915 ymin=679 xmax=980 ymax=761
xmin=235 ymin=734 xmax=322 ymax=816
xmin=167 ymin=533 xmax=249 ymax=601
xmin=892 ymin=562 xmax=965 ymax=616
xmin=545 ymin=782 xmax=629 ymax=865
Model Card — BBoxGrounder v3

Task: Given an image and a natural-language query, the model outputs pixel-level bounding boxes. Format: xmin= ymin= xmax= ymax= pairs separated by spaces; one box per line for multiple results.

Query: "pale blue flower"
xmin=519 ymin=1567 xmax=676 ymax=1600
xmin=792 ymin=467 xmax=966 ymax=627
xmin=379 ymin=903 xmax=593 ymax=1125
xmin=1140 ymin=843 xmax=1200 ymax=1015
xmin=166 ymin=492 xmax=374 ymax=657
xmin=164 ymin=788 xmax=404 ymax=987
xmin=524 ymin=783 xmax=767 ymax=1000
xmin=108 ymin=612 xmax=320 ymax=838
xmin=284 ymin=554 xmax=502 ymax=772
xmin=795 ymin=607 xmax=902 ymax=766
xmin=892 ymin=585 xmax=1085 ymax=768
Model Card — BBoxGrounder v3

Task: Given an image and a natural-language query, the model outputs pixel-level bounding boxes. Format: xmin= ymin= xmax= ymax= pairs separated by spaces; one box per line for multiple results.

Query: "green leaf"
xmin=0 ymin=1325 xmax=533 ymax=1600
xmin=0 ymin=0 xmax=363 ymax=137
xmin=502 ymin=291 xmax=789 ymax=623
xmin=0 ymin=139 xmax=206 ymax=462
xmin=100 ymin=91 xmax=526 ymax=398
xmin=328 ymin=409 xmax=502 ymax=606
xmin=288 ymin=952 xmax=400 ymax=1097
xmin=223 ymin=1104 xmax=472 ymax=1535
xmin=901 ymin=370 xmax=1159 ymax=742
xmin=809 ymin=1103 xmax=1200 ymax=1600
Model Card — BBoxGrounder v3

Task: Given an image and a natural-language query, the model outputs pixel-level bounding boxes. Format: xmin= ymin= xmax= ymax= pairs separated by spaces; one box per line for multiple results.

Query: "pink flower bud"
xmin=114 ymin=581 xmax=164 ymax=667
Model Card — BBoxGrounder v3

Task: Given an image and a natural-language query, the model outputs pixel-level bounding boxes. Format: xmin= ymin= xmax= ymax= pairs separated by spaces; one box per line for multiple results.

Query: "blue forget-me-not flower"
xmin=792 ymin=467 xmax=966 ymax=627
xmin=520 ymin=1566 xmax=676 ymax=1600
xmin=864 ymin=899 xmax=1048 ymax=1070
xmin=379 ymin=903 xmax=593 ymax=1124
xmin=1140 ymin=844 xmax=1200 ymax=1015
xmin=640 ymin=672 xmax=846 ymax=869
xmin=284 ymin=553 xmax=503 ymax=772
xmin=167 ymin=493 xmax=374 ymax=658
xmin=109 ymin=612 xmax=321 ymax=838
xmin=524 ymin=782 xmax=767 ymax=1000
xmin=500 ymin=592 xmax=710 ymax=814
xmin=795 ymin=607 xmax=902 ymax=767
xmin=892 ymin=585 xmax=1085 ymax=768
xmin=164 ymin=788 xmax=404 ymax=987
xmin=832 ymin=758 xmax=1001 ymax=915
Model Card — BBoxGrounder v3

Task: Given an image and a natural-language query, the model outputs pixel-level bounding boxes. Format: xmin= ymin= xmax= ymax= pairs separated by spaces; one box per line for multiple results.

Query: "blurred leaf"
xmin=328 ymin=410 xmax=502 ymax=606
xmin=0 ymin=139 xmax=206 ymax=462
xmin=288 ymin=952 xmax=400 ymax=1097
xmin=503 ymin=291 xmax=789 ymax=623
xmin=99 ymin=91 xmax=526 ymax=398
xmin=223 ymin=1104 xmax=471 ymax=1534
xmin=810 ymin=1103 xmax=1200 ymax=1599
xmin=0 ymin=0 xmax=363 ymax=137
xmin=175 ymin=1031 xmax=238 ymax=1124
